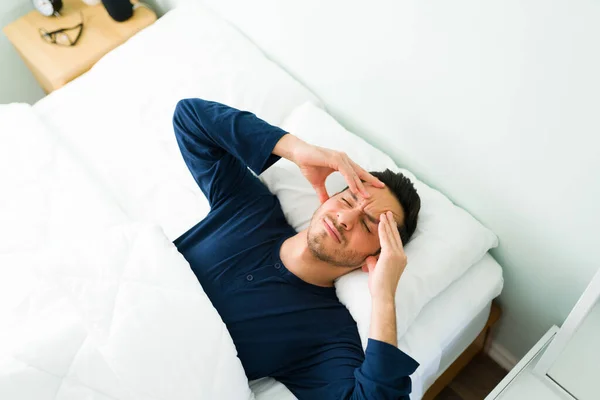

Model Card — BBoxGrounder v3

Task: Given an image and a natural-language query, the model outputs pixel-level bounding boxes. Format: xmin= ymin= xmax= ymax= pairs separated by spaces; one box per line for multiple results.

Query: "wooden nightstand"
xmin=2 ymin=0 xmax=156 ymax=94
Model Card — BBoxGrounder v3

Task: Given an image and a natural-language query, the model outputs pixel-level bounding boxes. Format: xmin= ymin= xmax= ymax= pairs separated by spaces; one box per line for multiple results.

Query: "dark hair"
xmin=367 ymin=169 xmax=421 ymax=245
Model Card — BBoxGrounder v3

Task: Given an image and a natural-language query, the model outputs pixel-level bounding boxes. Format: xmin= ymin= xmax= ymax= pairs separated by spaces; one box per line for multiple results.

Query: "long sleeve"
xmin=172 ymin=98 xmax=288 ymax=207
xmin=351 ymin=339 xmax=419 ymax=399
xmin=277 ymin=338 xmax=419 ymax=400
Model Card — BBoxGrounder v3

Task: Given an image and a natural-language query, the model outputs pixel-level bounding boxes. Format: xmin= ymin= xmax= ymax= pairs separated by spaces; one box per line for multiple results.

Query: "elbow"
xmin=172 ymin=98 xmax=205 ymax=139
xmin=174 ymin=97 xmax=210 ymax=119
xmin=173 ymin=98 xmax=196 ymax=122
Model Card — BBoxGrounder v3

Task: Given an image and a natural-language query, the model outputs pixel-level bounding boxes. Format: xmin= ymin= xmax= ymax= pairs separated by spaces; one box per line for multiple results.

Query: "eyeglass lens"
xmin=55 ymin=32 xmax=73 ymax=45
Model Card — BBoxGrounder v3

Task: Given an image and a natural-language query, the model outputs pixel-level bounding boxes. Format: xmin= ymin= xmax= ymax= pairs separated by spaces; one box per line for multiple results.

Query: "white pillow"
xmin=0 ymin=222 xmax=253 ymax=400
xmin=260 ymin=102 xmax=499 ymax=348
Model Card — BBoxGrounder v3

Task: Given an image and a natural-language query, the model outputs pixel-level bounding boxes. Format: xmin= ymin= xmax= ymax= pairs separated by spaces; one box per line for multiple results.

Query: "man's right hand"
xmin=273 ymin=134 xmax=385 ymax=204
xmin=365 ymin=211 xmax=407 ymax=347
xmin=364 ymin=211 xmax=408 ymax=302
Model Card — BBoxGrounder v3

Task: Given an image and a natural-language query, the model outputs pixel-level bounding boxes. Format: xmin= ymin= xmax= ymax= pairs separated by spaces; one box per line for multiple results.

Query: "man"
xmin=172 ymin=98 xmax=421 ymax=399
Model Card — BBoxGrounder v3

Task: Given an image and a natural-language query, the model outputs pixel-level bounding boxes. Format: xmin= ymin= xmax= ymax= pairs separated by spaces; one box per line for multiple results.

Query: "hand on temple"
xmin=364 ymin=211 xmax=408 ymax=301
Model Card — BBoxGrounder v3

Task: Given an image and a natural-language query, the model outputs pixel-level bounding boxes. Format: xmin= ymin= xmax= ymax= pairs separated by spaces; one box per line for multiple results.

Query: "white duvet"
xmin=0 ymin=104 xmax=253 ymax=400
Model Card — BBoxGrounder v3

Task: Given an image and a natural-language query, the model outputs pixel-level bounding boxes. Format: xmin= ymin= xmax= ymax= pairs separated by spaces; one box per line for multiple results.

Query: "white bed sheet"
xmin=250 ymin=252 xmax=503 ymax=400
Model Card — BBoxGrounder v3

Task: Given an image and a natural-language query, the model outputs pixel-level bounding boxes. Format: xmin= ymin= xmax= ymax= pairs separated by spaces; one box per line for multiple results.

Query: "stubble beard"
xmin=306 ymin=213 xmax=364 ymax=268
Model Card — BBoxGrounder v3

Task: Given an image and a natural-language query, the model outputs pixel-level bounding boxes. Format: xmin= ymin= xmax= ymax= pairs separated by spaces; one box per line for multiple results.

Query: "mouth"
xmin=323 ymin=218 xmax=342 ymax=243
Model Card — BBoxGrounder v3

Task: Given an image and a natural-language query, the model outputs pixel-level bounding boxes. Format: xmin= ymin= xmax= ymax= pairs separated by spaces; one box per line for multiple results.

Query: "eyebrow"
xmin=347 ymin=191 xmax=379 ymax=225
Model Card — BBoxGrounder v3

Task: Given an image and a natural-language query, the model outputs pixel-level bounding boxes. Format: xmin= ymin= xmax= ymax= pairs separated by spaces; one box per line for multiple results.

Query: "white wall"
xmin=197 ymin=0 xmax=600 ymax=360
xmin=0 ymin=0 xmax=45 ymax=104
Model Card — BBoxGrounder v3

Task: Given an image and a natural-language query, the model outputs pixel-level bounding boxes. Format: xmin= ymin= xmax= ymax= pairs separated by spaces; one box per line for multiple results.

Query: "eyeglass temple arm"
xmin=44 ymin=23 xmax=83 ymax=35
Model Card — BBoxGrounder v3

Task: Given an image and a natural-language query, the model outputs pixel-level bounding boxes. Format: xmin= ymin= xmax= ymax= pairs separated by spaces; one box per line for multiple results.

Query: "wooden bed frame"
xmin=422 ymin=302 xmax=502 ymax=400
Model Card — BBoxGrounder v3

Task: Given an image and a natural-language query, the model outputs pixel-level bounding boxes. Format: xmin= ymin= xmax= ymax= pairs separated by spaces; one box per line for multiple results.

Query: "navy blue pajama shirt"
xmin=172 ymin=98 xmax=419 ymax=399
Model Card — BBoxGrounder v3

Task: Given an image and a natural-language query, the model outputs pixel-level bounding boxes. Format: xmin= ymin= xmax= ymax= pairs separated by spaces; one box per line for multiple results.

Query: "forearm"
xmin=369 ymin=297 xmax=397 ymax=347
xmin=272 ymin=133 xmax=303 ymax=163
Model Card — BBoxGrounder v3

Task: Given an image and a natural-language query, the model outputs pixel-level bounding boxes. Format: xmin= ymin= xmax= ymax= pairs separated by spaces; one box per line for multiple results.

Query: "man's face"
xmin=306 ymin=184 xmax=404 ymax=268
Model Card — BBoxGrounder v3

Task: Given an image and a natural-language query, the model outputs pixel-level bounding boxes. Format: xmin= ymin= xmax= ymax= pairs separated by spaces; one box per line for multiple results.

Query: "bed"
xmin=1 ymin=2 xmax=503 ymax=399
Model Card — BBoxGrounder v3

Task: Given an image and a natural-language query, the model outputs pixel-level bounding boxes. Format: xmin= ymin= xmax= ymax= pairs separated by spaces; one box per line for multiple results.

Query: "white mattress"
xmin=404 ymin=252 xmax=503 ymax=398
xmin=250 ymin=252 xmax=503 ymax=400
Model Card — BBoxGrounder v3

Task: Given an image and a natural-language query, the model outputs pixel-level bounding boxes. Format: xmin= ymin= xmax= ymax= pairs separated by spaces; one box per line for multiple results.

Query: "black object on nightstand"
xmin=102 ymin=0 xmax=133 ymax=22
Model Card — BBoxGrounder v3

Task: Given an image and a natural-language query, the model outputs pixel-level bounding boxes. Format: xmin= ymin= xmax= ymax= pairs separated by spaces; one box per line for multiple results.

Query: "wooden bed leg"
xmin=484 ymin=302 xmax=502 ymax=353
xmin=422 ymin=302 xmax=502 ymax=400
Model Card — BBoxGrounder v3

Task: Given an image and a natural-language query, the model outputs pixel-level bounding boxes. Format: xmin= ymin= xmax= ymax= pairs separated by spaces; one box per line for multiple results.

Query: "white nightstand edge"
xmin=485 ymin=325 xmax=559 ymax=399
xmin=534 ymin=267 xmax=600 ymax=376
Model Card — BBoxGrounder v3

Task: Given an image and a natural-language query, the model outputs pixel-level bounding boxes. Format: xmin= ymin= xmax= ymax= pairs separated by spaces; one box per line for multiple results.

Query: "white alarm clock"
xmin=32 ymin=0 xmax=63 ymax=17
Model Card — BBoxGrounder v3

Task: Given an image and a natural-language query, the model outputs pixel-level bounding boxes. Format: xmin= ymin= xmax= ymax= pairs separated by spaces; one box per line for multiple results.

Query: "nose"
xmin=336 ymin=208 xmax=360 ymax=231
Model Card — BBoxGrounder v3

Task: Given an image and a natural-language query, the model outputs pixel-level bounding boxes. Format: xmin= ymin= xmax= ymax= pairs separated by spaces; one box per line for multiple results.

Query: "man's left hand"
xmin=289 ymin=137 xmax=385 ymax=203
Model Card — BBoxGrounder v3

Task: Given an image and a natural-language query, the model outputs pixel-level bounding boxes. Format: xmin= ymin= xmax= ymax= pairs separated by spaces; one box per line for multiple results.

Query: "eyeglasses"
xmin=39 ymin=12 xmax=84 ymax=47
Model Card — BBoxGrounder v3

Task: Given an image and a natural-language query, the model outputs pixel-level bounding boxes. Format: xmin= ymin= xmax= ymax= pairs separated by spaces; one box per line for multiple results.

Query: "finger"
xmin=314 ymin=184 xmax=330 ymax=204
xmin=351 ymin=164 xmax=369 ymax=198
xmin=351 ymin=160 xmax=385 ymax=189
xmin=382 ymin=212 xmax=396 ymax=250
xmin=338 ymin=159 xmax=359 ymax=195
xmin=344 ymin=159 xmax=370 ymax=198
xmin=340 ymin=158 xmax=363 ymax=196
xmin=343 ymin=159 xmax=369 ymax=197
xmin=336 ymin=154 xmax=364 ymax=197
xmin=379 ymin=213 xmax=391 ymax=249
xmin=387 ymin=211 xmax=403 ymax=250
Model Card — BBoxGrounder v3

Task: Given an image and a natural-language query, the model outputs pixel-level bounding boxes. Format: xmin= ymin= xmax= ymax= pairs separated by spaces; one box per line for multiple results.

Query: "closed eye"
xmin=363 ymin=220 xmax=371 ymax=233
xmin=343 ymin=197 xmax=371 ymax=233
